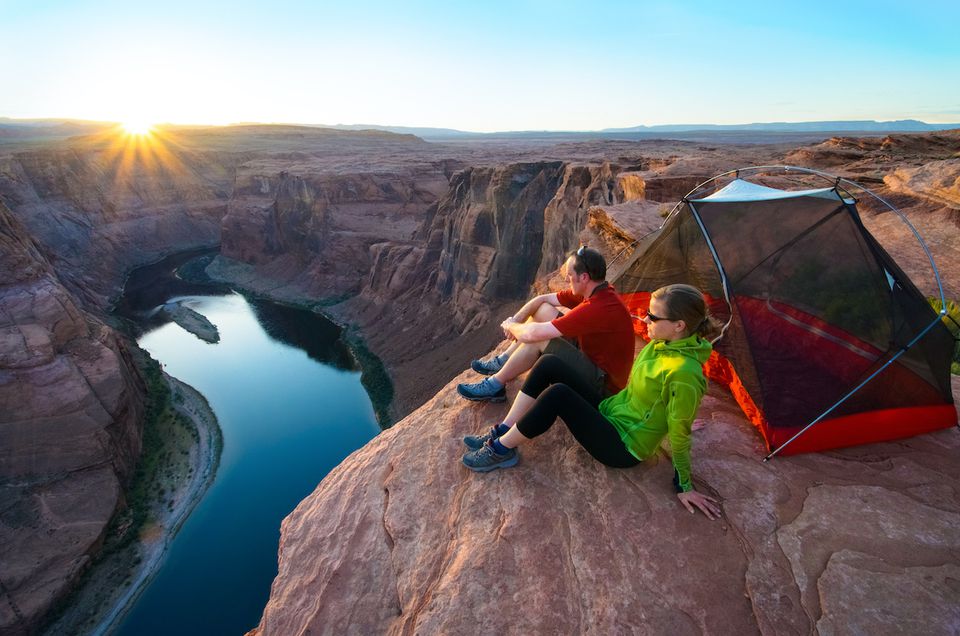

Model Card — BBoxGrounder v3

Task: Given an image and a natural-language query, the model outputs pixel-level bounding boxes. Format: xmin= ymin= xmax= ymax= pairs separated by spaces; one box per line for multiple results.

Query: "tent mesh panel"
xmin=614 ymin=188 xmax=953 ymax=432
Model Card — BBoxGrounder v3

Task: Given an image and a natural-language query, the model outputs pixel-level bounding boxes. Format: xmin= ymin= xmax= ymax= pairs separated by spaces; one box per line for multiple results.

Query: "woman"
xmin=461 ymin=284 xmax=721 ymax=519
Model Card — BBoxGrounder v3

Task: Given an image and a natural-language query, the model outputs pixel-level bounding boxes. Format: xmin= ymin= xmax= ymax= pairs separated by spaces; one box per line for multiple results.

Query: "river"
xmin=112 ymin=250 xmax=381 ymax=635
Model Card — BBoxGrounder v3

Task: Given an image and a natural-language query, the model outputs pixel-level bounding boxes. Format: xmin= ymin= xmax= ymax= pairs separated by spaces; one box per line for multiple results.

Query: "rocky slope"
xmin=0 ymin=139 xmax=235 ymax=308
xmin=0 ymin=201 xmax=145 ymax=636
xmin=248 ymin=369 xmax=960 ymax=635
xmin=784 ymin=131 xmax=960 ymax=298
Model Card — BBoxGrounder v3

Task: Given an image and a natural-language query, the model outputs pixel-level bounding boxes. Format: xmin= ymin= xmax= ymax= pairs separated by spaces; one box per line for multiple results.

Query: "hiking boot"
xmin=456 ymin=377 xmax=506 ymax=403
xmin=462 ymin=441 xmax=519 ymax=472
xmin=471 ymin=355 xmax=505 ymax=375
xmin=463 ymin=426 xmax=500 ymax=450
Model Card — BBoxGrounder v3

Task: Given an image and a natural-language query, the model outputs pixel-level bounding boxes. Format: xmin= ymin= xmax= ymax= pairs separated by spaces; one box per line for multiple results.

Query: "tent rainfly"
xmin=612 ymin=167 xmax=956 ymax=458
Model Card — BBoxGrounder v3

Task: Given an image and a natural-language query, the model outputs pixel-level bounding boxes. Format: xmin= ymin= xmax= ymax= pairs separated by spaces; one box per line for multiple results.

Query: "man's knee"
xmin=531 ymin=302 xmax=560 ymax=323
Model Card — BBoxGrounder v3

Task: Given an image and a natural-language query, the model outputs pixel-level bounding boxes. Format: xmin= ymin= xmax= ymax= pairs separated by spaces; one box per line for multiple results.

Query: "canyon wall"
xmin=206 ymin=159 xmax=654 ymax=417
xmin=0 ymin=144 xmax=234 ymax=308
xmin=326 ymin=161 xmax=656 ymax=416
xmin=214 ymin=164 xmax=450 ymax=300
xmin=0 ymin=201 xmax=145 ymax=636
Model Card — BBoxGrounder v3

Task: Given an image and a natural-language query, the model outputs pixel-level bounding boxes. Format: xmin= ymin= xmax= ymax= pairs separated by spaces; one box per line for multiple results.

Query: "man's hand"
xmin=501 ymin=316 xmax=518 ymax=340
xmin=677 ymin=490 xmax=721 ymax=520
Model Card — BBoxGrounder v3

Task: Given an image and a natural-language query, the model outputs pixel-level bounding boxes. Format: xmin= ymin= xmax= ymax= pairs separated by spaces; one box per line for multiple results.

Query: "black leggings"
xmin=515 ymin=355 xmax=640 ymax=468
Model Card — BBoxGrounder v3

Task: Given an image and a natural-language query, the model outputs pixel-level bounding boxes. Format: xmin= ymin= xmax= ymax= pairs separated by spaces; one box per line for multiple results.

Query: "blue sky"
xmin=1 ymin=0 xmax=958 ymax=131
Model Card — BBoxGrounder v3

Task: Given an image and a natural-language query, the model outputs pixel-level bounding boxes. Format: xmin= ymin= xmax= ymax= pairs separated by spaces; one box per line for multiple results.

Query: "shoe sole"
xmin=456 ymin=387 xmax=506 ymax=403
xmin=462 ymin=453 xmax=519 ymax=472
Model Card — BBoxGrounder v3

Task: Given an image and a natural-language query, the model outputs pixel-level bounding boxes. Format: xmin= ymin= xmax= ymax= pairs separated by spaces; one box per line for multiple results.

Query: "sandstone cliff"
xmin=215 ymin=165 xmax=449 ymax=300
xmin=248 ymin=369 xmax=960 ymax=635
xmin=326 ymin=161 xmax=660 ymax=417
xmin=884 ymin=158 xmax=960 ymax=210
xmin=0 ymin=140 xmax=234 ymax=308
xmin=0 ymin=201 xmax=145 ymax=636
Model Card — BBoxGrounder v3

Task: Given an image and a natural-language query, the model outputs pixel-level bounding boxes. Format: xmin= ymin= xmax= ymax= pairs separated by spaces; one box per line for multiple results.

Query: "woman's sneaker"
xmin=463 ymin=426 xmax=499 ymax=450
xmin=462 ymin=441 xmax=519 ymax=472
xmin=471 ymin=355 xmax=505 ymax=375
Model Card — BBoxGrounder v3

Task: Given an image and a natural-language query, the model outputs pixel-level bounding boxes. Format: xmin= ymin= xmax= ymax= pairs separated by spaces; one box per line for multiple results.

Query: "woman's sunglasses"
xmin=644 ymin=311 xmax=675 ymax=322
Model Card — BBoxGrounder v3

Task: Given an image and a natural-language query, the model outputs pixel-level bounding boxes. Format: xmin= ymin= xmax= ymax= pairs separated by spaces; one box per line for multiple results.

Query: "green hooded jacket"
xmin=598 ymin=334 xmax=712 ymax=492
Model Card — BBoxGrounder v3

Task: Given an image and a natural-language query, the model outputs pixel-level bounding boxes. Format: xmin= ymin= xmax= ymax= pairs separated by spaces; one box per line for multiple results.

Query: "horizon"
xmin=2 ymin=116 xmax=959 ymax=136
xmin=2 ymin=1 xmax=959 ymax=131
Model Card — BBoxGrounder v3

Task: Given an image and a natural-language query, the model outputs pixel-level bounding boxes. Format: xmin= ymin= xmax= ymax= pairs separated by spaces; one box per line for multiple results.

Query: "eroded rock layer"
xmin=325 ymin=161 xmax=659 ymax=416
xmin=0 ymin=141 xmax=233 ymax=307
xmin=0 ymin=201 xmax=145 ymax=636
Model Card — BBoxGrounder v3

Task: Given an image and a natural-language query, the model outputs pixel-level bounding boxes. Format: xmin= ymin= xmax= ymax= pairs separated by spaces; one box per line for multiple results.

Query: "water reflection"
xmin=248 ymin=299 xmax=357 ymax=371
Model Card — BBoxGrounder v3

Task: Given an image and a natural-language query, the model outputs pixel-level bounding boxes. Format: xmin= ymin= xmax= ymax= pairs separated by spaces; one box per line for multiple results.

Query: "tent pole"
xmin=837 ymin=177 xmax=948 ymax=310
xmin=762 ymin=314 xmax=948 ymax=461
xmin=686 ymin=202 xmax=736 ymax=344
xmin=694 ymin=165 xmax=947 ymax=312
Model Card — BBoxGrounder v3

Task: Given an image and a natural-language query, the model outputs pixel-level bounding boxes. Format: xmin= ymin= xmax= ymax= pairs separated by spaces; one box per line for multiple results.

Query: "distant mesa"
xmin=2 ymin=117 xmax=958 ymax=146
xmin=599 ymin=119 xmax=960 ymax=133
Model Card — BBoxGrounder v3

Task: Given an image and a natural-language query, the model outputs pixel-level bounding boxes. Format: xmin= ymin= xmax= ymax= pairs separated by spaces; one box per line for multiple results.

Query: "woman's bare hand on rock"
xmin=677 ymin=490 xmax=720 ymax=520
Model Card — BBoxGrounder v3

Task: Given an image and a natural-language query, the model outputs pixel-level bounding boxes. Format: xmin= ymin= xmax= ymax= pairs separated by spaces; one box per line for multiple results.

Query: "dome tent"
xmin=612 ymin=166 xmax=956 ymax=458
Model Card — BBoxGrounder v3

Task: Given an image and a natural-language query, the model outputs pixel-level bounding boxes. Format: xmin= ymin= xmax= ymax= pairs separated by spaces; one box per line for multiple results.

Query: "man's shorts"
xmin=543 ymin=338 xmax=610 ymax=398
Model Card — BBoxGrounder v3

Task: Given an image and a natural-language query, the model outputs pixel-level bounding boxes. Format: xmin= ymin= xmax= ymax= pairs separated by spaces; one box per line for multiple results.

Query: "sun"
xmin=121 ymin=120 xmax=154 ymax=135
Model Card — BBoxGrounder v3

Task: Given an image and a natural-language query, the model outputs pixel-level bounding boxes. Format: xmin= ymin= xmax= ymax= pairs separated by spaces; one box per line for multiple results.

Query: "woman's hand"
xmin=677 ymin=490 xmax=721 ymax=520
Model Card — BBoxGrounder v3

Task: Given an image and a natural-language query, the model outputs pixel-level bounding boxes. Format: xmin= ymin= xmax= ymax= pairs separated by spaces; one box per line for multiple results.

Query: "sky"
xmin=1 ymin=0 xmax=958 ymax=132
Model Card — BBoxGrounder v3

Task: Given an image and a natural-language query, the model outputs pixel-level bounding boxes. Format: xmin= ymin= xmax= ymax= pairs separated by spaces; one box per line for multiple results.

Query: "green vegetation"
xmin=108 ymin=350 xmax=199 ymax=550
xmin=344 ymin=329 xmax=395 ymax=428
xmin=929 ymin=297 xmax=960 ymax=375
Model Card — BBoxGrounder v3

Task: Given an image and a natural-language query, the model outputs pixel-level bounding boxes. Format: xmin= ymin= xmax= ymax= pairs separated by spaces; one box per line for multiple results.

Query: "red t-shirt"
xmin=552 ymin=284 xmax=635 ymax=391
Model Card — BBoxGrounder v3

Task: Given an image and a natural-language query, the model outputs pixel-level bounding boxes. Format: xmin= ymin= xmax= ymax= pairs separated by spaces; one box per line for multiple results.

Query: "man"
xmin=456 ymin=246 xmax=635 ymax=403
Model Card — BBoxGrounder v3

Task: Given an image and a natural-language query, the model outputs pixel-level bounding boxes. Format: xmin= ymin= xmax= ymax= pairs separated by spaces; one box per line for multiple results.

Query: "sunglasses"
xmin=576 ymin=245 xmax=586 ymax=256
xmin=644 ymin=311 xmax=675 ymax=322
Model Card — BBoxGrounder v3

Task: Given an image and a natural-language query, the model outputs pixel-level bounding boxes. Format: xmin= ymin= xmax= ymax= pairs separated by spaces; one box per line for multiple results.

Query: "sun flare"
xmin=121 ymin=120 xmax=154 ymax=135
